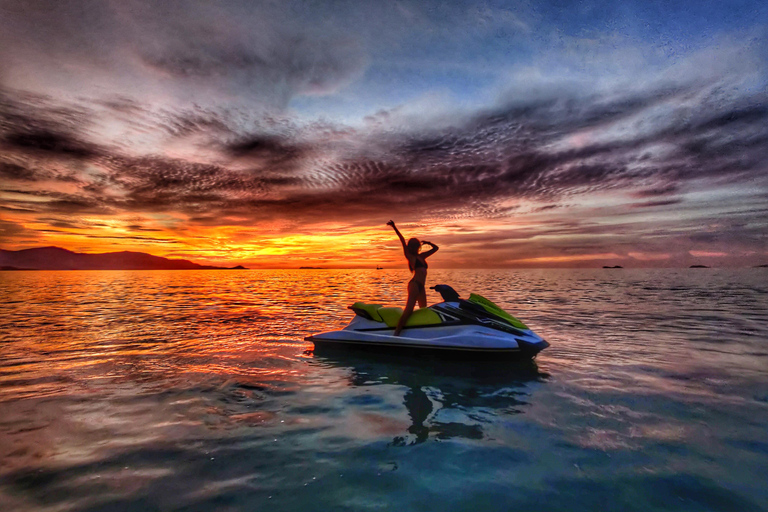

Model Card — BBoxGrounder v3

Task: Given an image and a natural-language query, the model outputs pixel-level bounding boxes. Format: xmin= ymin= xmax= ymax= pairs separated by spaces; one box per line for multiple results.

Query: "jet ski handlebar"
xmin=430 ymin=284 xmax=461 ymax=302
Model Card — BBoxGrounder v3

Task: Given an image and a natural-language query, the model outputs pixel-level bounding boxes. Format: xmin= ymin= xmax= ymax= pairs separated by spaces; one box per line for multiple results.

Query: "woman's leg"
xmin=417 ymin=283 xmax=427 ymax=308
xmin=394 ymin=280 xmax=419 ymax=336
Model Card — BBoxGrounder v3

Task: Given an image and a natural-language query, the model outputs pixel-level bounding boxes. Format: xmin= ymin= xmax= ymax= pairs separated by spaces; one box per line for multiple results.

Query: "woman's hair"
xmin=406 ymin=238 xmax=420 ymax=271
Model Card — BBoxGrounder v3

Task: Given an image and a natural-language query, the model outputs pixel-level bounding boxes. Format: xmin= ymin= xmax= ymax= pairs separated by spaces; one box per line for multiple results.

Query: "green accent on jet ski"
xmin=351 ymin=303 xmax=442 ymax=328
xmin=379 ymin=307 xmax=442 ymax=327
xmin=350 ymin=302 xmax=384 ymax=322
xmin=468 ymin=293 xmax=528 ymax=329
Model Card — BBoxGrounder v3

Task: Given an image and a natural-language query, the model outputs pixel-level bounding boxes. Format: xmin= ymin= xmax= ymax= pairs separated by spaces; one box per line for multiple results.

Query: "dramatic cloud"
xmin=0 ymin=0 xmax=367 ymax=109
xmin=0 ymin=0 xmax=766 ymax=266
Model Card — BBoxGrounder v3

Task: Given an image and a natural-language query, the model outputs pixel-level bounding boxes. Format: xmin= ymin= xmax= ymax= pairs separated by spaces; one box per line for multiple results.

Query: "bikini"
xmin=410 ymin=257 xmax=427 ymax=291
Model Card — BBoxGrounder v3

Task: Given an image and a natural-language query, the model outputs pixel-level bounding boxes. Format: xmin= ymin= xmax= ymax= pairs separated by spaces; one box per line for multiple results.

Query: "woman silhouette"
xmin=387 ymin=220 xmax=439 ymax=336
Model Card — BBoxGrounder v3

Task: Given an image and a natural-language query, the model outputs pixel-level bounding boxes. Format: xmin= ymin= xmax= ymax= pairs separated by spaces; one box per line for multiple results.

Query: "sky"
xmin=0 ymin=0 xmax=767 ymax=268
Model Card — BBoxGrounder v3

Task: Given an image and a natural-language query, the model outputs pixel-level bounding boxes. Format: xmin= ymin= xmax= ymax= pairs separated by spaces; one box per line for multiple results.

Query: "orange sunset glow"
xmin=0 ymin=1 xmax=766 ymax=268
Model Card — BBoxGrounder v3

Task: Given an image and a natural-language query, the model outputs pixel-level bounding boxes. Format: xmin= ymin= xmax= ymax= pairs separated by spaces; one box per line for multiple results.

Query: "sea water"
xmin=1 ymin=269 xmax=767 ymax=511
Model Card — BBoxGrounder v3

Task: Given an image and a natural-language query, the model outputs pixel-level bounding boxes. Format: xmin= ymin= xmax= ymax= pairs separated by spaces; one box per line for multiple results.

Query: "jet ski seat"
xmin=350 ymin=302 xmax=442 ymax=328
xmin=349 ymin=302 xmax=384 ymax=321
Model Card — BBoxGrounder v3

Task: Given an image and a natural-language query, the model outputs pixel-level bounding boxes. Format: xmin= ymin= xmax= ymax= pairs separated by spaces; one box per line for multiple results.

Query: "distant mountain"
xmin=0 ymin=246 xmax=247 ymax=270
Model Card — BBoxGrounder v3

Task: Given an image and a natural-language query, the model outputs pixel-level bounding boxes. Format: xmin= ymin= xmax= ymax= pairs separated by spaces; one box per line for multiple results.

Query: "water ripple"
xmin=1 ymin=268 xmax=767 ymax=511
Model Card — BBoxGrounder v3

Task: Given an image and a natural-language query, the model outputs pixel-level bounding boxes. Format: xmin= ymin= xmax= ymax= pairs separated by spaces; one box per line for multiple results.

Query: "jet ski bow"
xmin=306 ymin=285 xmax=549 ymax=359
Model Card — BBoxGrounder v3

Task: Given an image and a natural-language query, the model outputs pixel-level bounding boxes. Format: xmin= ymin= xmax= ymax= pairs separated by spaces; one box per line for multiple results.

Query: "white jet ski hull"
xmin=308 ymin=309 xmax=549 ymax=358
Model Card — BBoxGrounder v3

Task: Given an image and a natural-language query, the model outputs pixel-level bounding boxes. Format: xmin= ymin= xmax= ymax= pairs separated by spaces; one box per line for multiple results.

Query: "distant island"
xmin=299 ymin=266 xmax=324 ymax=269
xmin=689 ymin=265 xmax=710 ymax=268
xmin=602 ymin=265 xmax=623 ymax=269
xmin=0 ymin=246 xmax=247 ymax=271
xmin=755 ymin=264 xmax=768 ymax=268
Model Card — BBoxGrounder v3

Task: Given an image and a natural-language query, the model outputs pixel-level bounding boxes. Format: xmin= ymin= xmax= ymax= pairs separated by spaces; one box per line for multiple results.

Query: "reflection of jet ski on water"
xmin=310 ymin=351 xmax=546 ymax=445
xmin=306 ymin=284 xmax=549 ymax=358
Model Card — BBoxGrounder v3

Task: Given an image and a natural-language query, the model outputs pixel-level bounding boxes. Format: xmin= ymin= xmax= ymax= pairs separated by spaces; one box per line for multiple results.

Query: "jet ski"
xmin=306 ymin=285 xmax=549 ymax=359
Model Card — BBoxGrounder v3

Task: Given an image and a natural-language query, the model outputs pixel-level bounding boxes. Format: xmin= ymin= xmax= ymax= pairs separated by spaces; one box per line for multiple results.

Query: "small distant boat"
xmin=376 ymin=265 xmax=383 ymax=269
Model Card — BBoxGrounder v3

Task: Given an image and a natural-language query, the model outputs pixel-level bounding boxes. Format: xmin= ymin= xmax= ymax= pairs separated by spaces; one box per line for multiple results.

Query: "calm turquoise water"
xmin=1 ymin=269 xmax=767 ymax=511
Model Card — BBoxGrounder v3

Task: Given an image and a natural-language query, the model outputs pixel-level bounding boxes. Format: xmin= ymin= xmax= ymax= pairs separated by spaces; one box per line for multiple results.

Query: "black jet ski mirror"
xmin=431 ymin=284 xmax=460 ymax=302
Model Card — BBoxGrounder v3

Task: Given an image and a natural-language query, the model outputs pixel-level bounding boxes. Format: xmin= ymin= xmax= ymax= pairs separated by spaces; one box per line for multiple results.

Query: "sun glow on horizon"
xmin=4 ymin=205 xmax=757 ymax=268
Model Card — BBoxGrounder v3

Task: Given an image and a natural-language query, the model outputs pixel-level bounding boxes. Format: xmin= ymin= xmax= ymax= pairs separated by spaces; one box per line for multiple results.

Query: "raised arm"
xmin=387 ymin=220 xmax=407 ymax=253
xmin=420 ymin=241 xmax=439 ymax=258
